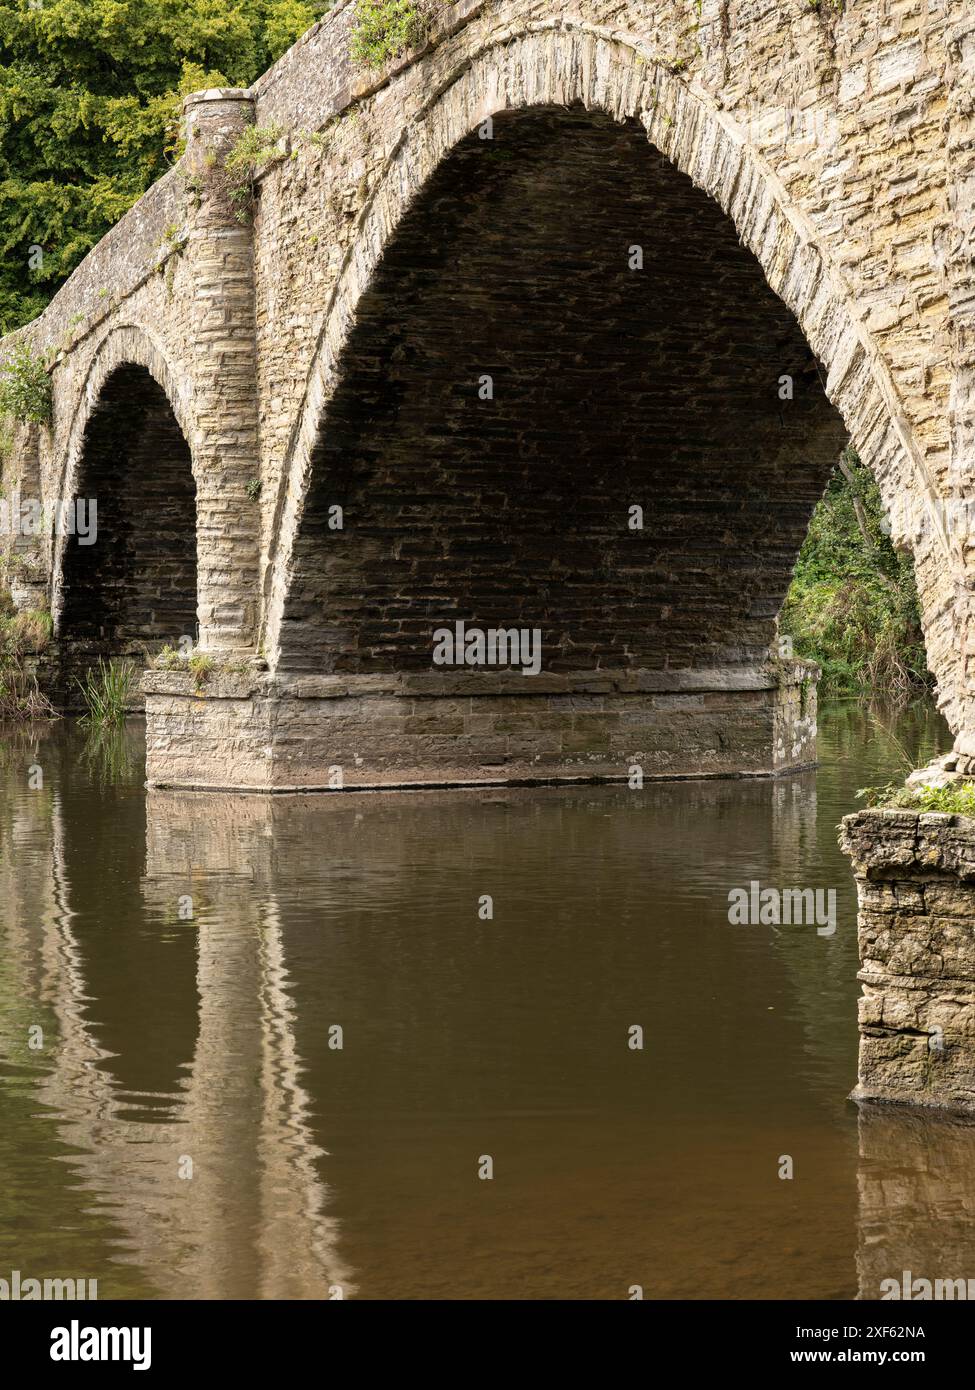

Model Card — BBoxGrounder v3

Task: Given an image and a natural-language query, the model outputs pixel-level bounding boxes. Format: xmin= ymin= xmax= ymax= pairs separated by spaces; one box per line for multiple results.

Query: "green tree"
xmin=782 ymin=447 xmax=931 ymax=696
xmin=0 ymin=0 xmax=328 ymax=331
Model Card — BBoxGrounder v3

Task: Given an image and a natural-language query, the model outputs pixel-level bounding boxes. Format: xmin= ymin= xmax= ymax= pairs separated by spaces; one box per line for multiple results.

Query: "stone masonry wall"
xmin=58 ymin=365 xmax=197 ymax=652
xmin=247 ymin=0 xmax=975 ymax=739
xmin=841 ymin=809 xmax=975 ymax=1115
xmin=278 ymin=106 xmax=844 ymax=677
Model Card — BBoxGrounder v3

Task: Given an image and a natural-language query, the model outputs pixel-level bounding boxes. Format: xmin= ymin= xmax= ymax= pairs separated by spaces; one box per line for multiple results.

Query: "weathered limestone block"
xmin=841 ymin=810 xmax=975 ymax=1115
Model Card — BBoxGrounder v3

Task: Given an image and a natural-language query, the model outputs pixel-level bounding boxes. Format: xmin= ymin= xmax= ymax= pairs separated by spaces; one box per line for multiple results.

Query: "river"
xmin=2 ymin=698 xmax=974 ymax=1300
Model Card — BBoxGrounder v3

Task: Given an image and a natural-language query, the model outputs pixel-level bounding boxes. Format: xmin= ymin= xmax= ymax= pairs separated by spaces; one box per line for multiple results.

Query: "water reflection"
xmin=0 ymin=733 xmax=349 ymax=1299
xmin=2 ymin=700 xmax=971 ymax=1300
xmin=856 ymin=1105 xmax=975 ymax=1300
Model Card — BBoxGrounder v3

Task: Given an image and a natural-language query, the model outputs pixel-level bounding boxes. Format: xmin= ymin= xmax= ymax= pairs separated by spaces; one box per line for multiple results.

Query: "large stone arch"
xmin=50 ymin=324 xmax=200 ymax=680
xmin=262 ymin=19 xmax=961 ymax=727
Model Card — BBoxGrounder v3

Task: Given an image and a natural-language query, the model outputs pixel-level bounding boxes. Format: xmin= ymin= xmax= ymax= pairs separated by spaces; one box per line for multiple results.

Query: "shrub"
xmin=0 ymin=344 xmax=52 ymax=425
xmin=351 ymin=1 xmax=428 ymax=68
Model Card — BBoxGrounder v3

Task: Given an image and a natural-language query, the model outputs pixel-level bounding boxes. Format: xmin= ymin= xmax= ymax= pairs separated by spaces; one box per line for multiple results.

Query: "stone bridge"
xmin=2 ymin=0 xmax=975 ymax=793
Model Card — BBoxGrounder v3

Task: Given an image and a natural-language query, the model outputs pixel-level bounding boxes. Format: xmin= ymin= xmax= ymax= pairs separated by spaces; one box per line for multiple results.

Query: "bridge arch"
xmin=262 ymin=20 xmax=961 ymax=727
xmin=52 ymin=325 xmax=200 ymax=674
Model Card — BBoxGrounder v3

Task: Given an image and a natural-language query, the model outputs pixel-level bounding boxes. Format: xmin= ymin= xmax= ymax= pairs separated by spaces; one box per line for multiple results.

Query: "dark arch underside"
xmin=282 ymin=104 xmax=847 ymax=675
xmin=59 ymin=363 xmax=198 ymax=666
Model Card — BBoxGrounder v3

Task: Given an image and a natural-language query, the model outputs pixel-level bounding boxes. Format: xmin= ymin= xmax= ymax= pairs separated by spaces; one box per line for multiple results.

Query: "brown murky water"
xmin=2 ymin=700 xmax=975 ymax=1301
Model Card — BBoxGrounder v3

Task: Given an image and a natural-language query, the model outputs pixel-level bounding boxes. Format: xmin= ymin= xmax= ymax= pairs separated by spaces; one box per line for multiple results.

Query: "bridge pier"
xmin=143 ymin=658 xmax=818 ymax=792
xmin=841 ymin=811 xmax=975 ymax=1117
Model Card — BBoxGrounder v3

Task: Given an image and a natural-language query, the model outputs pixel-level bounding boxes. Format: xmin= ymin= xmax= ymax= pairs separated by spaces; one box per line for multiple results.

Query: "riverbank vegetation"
xmin=0 ymin=589 xmax=54 ymax=718
xmin=782 ymin=448 xmax=931 ymax=697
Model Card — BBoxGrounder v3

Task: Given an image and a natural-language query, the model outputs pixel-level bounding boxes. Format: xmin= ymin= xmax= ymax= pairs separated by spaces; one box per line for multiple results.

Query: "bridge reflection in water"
xmin=2 ymin=704 xmax=975 ymax=1300
xmin=0 ymin=726 xmax=349 ymax=1299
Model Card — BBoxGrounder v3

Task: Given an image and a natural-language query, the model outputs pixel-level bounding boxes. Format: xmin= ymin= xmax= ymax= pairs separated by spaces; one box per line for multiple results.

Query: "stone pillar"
xmin=840 ymin=809 xmax=975 ymax=1116
xmin=182 ymin=89 xmax=262 ymax=654
xmin=2 ymin=421 xmax=49 ymax=611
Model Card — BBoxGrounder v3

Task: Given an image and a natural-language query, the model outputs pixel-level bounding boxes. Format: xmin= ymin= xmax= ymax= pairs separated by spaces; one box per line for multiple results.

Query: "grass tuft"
xmin=76 ymin=657 xmax=137 ymax=730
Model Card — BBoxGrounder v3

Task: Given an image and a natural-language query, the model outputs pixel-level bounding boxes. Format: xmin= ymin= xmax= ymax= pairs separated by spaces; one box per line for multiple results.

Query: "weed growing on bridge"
xmin=0 ymin=414 xmax=13 ymax=468
xmin=858 ymin=780 xmax=975 ymax=817
xmin=3 ymin=551 xmax=47 ymax=586
xmin=76 ymin=658 xmax=137 ymax=730
xmin=351 ymin=1 xmax=429 ymax=68
xmin=153 ymin=644 xmax=185 ymax=672
xmin=221 ymin=123 xmax=286 ymax=222
xmin=154 ymin=645 xmax=218 ymax=689
xmin=0 ymin=345 xmax=52 ymax=425
xmin=188 ymin=652 xmax=215 ymax=688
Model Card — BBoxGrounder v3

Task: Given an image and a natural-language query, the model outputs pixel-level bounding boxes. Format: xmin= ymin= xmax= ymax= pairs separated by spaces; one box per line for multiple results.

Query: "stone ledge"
xmin=841 ymin=808 xmax=975 ymax=881
xmin=142 ymin=669 xmax=259 ymax=699
xmin=271 ymin=660 xmax=816 ymax=700
xmin=143 ymin=663 xmax=816 ymax=702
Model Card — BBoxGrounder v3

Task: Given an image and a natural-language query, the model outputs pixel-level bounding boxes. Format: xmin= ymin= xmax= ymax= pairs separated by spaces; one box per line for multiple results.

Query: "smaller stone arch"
xmin=53 ymin=321 xmax=195 ymax=521
xmin=51 ymin=325 xmax=200 ymax=690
